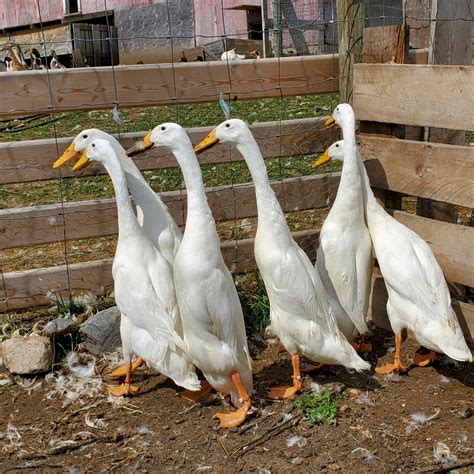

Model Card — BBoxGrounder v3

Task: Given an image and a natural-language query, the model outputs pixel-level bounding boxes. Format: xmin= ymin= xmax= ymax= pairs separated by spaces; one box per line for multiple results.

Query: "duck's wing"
xmin=270 ymin=241 xmax=341 ymax=337
xmin=203 ymin=265 xmax=251 ymax=365
xmin=320 ymin=229 xmax=371 ymax=333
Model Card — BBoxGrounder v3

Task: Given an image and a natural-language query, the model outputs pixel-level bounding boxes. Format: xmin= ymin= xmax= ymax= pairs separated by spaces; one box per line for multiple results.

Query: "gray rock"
xmin=1 ymin=334 xmax=53 ymax=374
xmin=80 ymin=306 xmax=122 ymax=356
xmin=44 ymin=318 xmax=76 ymax=337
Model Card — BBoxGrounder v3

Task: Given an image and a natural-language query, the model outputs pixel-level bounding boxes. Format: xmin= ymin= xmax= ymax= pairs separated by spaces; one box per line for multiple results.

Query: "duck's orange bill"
xmin=324 ymin=116 xmax=336 ymax=128
xmin=193 ymin=128 xmax=219 ymax=155
xmin=72 ymin=150 xmax=90 ymax=172
xmin=312 ymin=148 xmax=331 ymax=169
xmin=53 ymin=142 xmax=80 ymax=168
xmin=143 ymin=131 xmax=153 ymax=148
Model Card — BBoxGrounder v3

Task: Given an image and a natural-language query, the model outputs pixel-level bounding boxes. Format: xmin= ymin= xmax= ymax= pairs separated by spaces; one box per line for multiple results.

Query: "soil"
xmin=0 ymin=329 xmax=472 ymax=473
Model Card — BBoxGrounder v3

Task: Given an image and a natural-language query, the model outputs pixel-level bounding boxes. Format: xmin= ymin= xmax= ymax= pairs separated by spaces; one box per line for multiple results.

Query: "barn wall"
xmin=0 ymin=0 xmax=161 ymax=30
xmin=114 ymin=0 xmax=194 ymax=64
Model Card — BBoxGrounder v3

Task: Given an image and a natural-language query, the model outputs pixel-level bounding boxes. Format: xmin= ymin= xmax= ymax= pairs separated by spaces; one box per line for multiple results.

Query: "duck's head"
xmin=325 ymin=103 xmax=355 ymax=129
xmin=80 ymin=139 xmax=116 ymax=168
xmin=143 ymin=122 xmax=190 ymax=151
xmin=312 ymin=140 xmax=344 ymax=169
xmin=193 ymin=118 xmax=249 ymax=154
xmin=53 ymin=128 xmax=109 ymax=170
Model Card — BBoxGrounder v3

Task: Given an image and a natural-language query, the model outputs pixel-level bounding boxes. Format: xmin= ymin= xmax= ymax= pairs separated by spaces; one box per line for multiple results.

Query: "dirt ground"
xmin=0 ymin=329 xmax=473 ymax=473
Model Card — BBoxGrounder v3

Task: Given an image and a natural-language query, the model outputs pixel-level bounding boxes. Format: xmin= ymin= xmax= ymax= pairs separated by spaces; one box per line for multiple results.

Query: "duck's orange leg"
xmin=107 ymin=360 xmax=140 ymax=396
xmin=269 ymin=354 xmax=303 ymax=400
xmin=212 ymin=373 xmax=251 ymax=429
xmin=111 ymin=357 xmax=144 ymax=378
xmin=179 ymin=380 xmax=213 ymax=403
xmin=413 ymin=350 xmax=437 ymax=367
xmin=375 ymin=332 xmax=408 ymax=374
xmin=352 ymin=335 xmax=373 ymax=353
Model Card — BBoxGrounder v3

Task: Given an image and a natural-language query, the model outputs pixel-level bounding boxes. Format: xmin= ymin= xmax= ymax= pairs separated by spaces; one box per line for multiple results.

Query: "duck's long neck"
xmin=103 ymin=158 xmax=141 ymax=238
xmin=356 ymin=152 xmax=385 ymax=218
xmin=172 ymin=142 xmax=210 ymax=218
xmin=236 ymin=138 xmax=285 ymax=222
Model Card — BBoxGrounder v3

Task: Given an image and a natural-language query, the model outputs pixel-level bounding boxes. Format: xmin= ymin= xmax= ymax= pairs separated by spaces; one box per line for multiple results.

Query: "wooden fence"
xmin=0 ymin=54 xmax=472 ymax=347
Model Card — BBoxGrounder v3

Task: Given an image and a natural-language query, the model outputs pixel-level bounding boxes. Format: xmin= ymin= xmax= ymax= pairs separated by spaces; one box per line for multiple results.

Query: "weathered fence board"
xmin=1 ymin=228 xmax=321 ymax=310
xmin=0 ymin=55 xmax=339 ymax=116
xmin=0 ymin=118 xmax=336 ymax=185
xmin=391 ymin=210 xmax=474 ymax=288
xmin=358 ymin=135 xmax=474 ymax=208
xmin=0 ymin=174 xmax=340 ymax=249
xmin=353 ymin=64 xmax=474 ymax=130
xmin=3 ymin=236 xmax=472 ymax=348
xmin=0 ymin=49 xmax=428 ymax=117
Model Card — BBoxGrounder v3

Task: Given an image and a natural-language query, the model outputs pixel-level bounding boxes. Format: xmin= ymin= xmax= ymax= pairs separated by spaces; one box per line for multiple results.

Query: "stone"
xmin=44 ymin=318 xmax=76 ymax=337
xmin=1 ymin=334 xmax=53 ymax=374
xmin=80 ymin=306 xmax=122 ymax=357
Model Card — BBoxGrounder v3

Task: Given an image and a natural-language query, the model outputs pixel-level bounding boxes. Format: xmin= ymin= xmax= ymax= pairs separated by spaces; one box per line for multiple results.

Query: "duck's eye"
xmin=161 ymin=126 xmax=166 ymax=131
xmin=336 ymin=144 xmax=339 ymax=147
xmin=225 ymin=123 xmax=230 ymax=128
xmin=83 ymin=134 xmax=88 ymax=139
xmin=92 ymin=143 xmax=95 ymax=147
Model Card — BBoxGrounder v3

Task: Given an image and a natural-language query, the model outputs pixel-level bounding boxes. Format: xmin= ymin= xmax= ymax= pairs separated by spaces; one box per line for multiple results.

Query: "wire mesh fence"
xmin=0 ymin=0 xmax=472 ymax=312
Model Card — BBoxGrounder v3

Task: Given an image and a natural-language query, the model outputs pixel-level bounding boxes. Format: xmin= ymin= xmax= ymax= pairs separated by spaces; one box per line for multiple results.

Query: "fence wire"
xmin=0 ymin=0 xmax=472 ymax=312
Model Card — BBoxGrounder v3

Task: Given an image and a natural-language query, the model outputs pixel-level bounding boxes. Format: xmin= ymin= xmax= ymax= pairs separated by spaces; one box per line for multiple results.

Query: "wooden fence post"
xmin=416 ymin=0 xmax=473 ymax=223
xmin=336 ymin=0 xmax=365 ymax=104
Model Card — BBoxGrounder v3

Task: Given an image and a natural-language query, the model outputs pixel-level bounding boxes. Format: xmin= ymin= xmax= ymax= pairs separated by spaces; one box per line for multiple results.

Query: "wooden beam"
xmin=391 ymin=210 xmax=474 ymax=288
xmin=336 ymin=0 xmax=365 ymax=104
xmin=0 ymin=55 xmax=339 ymax=116
xmin=0 ymin=117 xmax=337 ymax=185
xmin=417 ymin=0 xmax=473 ymax=224
xmin=353 ymin=64 xmax=474 ymax=131
xmin=3 ymin=238 xmax=472 ymax=348
xmin=0 ymin=228 xmax=320 ymax=310
xmin=362 ymin=25 xmax=407 ymax=64
xmin=0 ymin=174 xmax=340 ymax=250
xmin=358 ymin=135 xmax=474 ymax=208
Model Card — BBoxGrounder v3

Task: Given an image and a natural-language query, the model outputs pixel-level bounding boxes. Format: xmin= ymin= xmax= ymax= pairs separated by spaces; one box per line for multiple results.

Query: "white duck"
xmin=53 ymin=129 xmax=181 ymax=264
xmin=311 ymin=104 xmax=373 ymax=350
xmin=324 ymin=140 xmax=473 ymax=372
xmin=142 ymin=123 xmax=253 ymax=429
xmin=53 ymin=129 xmax=182 ymax=378
xmin=221 ymin=49 xmax=245 ymax=62
xmin=72 ymin=138 xmax=199 ymax=395
xmin=194 ymin=119 xmax=370 ymax=400
xmin=50 ymin=50 xmax=66 ymax=69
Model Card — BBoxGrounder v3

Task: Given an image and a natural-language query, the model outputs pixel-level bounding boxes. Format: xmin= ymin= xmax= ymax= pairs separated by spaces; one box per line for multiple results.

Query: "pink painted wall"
xmin=0 ymin=0 xmax=158 ymax=30
xmin=194 ymin=0 xmax=320 ymax=51
xmin=194 ymin=0 xmax=261 ymax=45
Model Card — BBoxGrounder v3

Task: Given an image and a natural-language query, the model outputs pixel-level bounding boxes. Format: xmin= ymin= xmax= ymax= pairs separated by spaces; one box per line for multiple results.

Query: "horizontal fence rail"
xmin=0 ymin=56 xmax=339 ymax=116
xmin=353 ymin=64 xmax=474 ymax=131
xmin=0 ymin=50 xmax=427 ymax=117
xmin=2 ymin=228 xmax=472 ymax=347
xmin=0 ymin=174 xmax=340 ymax=249
xmin=358 ymin=135 xmax=474 ymax=209
xmin=0 ymin=118 xmax=336 ymax=185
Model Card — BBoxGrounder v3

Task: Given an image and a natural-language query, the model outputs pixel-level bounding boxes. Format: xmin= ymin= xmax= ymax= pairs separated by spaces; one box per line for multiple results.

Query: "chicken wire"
xmin=0 ymin=0 xmax=472 ymax=312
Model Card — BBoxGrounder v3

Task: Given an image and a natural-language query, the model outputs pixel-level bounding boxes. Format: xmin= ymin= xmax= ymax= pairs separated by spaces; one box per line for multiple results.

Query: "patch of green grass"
xmin=0 ymin=93 xmax=339 ymax=143
xmin=295 ymin=390 xmax=341 ymax=425
xmin=238 ymin=272 xmax=271 ymax=334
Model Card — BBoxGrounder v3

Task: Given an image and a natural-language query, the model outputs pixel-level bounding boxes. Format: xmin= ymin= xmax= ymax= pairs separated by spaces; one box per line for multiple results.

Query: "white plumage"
xmin=53 ymin=129 xmax=184 ymax=386
xmin=221 ymin=49 xmax=246 ymax=62
xmin=194 ymin=119 xmax=369 ymax=400
xmin=326 ymin=140 xmax=472 ymax=370
xmin=313 ymin=104 xmax=372 ymax=343
xmin=78 ymin=139 xmax=199 ymax=394
xmin=147 ymin=123 xmax=253 ymax=428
